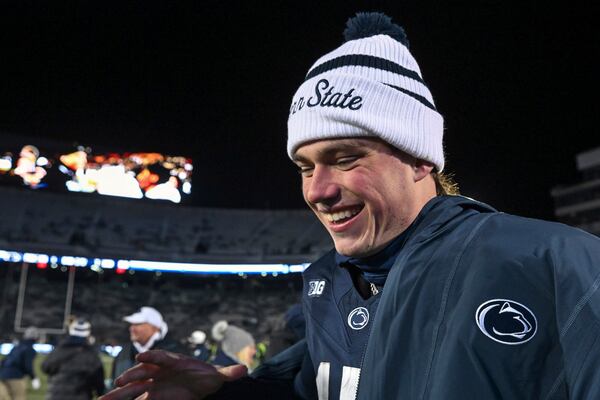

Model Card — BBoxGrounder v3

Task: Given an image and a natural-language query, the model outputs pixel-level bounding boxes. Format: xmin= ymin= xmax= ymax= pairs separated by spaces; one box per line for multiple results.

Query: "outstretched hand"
xmin=98 ymin=350 xmax=248 ymax=400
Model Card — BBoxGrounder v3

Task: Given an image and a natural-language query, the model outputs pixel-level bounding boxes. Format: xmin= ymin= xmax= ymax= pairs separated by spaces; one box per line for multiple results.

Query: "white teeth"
xmin=325 ymin=209 xmax=360 ymax=222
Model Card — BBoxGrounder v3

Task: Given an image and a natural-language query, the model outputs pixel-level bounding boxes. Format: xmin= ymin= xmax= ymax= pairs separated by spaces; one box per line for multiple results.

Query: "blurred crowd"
xmin=0 ymin=304 xmax=304 ymax=400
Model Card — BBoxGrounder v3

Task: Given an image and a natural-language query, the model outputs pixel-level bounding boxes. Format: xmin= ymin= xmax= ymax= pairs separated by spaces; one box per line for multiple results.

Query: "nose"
xmin=304 ymin=165 xmax=340 ymax=205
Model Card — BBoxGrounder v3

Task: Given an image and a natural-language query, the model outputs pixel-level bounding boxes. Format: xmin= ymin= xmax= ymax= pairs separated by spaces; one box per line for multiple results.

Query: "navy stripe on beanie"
xmin=305 ymin=54 xmax=425 ymax=85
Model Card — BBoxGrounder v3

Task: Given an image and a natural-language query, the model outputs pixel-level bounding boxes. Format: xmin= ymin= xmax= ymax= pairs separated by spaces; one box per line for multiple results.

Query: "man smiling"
xmin=293 ymin=138 xmax=435 ymax=258
xmin=101 ymin=11 xmax=600 ymax=400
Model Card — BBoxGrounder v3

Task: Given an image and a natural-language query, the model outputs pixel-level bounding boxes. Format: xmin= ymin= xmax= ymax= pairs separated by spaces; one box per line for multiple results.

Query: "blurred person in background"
xmin=111 ymin=306 xmax=183 ymax=381
xmin=211 ymin=321 xmax=256 ymax=371
xmin=41 ymin=319 xmax=105 ymax=400
xmin=0 ymin=327 xmax=40 ymax=400
xmin=187 ymin=330 xmax=211 ymax=362
xmin=264 ymin=303 xmax=305 ymax=360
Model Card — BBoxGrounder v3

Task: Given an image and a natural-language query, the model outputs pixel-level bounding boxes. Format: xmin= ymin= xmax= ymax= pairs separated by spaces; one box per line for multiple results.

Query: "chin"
xmin=335 ymin=244 xmax=367 ymax=258
xmin=336 ymin=240 xmax=383 ymax=258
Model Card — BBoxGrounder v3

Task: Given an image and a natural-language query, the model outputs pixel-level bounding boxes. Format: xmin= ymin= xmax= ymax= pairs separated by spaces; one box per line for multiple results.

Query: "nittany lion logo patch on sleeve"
xmin=475 ymin=299 xmax=537 ymax=345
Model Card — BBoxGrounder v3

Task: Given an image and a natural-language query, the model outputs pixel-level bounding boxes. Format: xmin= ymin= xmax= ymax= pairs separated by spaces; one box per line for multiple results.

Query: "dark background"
xmin=0 ymin=1 xmax=597 ymax=219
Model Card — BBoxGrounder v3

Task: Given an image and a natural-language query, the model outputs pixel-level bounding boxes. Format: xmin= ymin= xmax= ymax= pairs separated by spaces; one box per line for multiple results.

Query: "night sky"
xmin=1 ymin=2 xmax=597 ymax=220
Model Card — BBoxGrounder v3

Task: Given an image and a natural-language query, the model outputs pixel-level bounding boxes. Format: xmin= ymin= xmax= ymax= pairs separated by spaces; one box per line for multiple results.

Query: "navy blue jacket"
xmin=211 ymin=349 xmax=238 ymax=367
xmin=355 ymin=195 xmax=600 ymax=399
xmin=213 ymin=196 xmax=600 ymax=399
xmin=111 ymin=334 xmax=185 ymax=380
xmin=192 ymin=344 xmax=212 ymax=362
xmin=0 ymin=339 xmax=36 ymax=380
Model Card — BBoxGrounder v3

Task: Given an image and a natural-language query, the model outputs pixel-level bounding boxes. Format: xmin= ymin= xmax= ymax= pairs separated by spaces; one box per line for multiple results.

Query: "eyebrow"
xmin=293 ymin=139 xmax=369 ymax=163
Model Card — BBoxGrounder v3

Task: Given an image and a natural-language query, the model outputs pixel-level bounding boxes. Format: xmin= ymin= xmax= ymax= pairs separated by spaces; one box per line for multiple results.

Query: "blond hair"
xmin=433 ymin=171 xmax=459 ymax=196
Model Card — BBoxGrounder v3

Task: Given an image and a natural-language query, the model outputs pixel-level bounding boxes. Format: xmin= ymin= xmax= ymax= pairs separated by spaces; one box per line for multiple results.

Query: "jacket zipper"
xmin=353 ymin=292 xmax=379 ymax=400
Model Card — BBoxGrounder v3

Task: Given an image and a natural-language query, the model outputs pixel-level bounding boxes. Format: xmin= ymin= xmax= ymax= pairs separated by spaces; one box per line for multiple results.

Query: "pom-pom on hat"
xmin=287 ymin=12 xmax=445 ymax=171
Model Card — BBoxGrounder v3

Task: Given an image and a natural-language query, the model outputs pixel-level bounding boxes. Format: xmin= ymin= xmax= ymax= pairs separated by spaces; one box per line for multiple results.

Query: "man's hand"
xmin=98 ymin=350 xmax=248 ymax=400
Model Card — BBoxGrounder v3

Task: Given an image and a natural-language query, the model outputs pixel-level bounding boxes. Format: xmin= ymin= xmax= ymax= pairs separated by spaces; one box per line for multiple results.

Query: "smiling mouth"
xmin=323 ymin=206 xmax=363 ymax=224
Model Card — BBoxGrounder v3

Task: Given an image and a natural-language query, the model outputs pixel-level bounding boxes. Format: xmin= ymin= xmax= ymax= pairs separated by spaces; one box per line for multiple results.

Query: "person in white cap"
xmin=41 ymin=318 xmax=105 ymax=400
xmin=101 ymin=11 xmax=600 ymax=400
xmin=187 ymin=330 xmax=211 ymax=362
xmin=111 ymin=306 xmax=184 ymax=383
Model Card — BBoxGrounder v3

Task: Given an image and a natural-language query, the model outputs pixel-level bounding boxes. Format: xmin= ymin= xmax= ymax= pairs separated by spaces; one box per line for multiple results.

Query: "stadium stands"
xmin=0 ymin=186 xmax=330 ymax=263
xmin=0 ymin=185 xmax=329 ymax=350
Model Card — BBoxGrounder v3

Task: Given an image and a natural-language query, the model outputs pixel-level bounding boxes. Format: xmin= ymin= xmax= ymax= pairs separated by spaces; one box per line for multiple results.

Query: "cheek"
xmin=358 ymin=179 xmax=389 ymax=210
xmin=346 ymin=172 xmax=371 ymax=190
xmin=365 ymin=178 xmax=408 ymax=220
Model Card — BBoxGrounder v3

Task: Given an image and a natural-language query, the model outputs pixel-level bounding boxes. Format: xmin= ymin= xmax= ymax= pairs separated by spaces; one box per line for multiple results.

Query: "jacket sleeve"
xmin=205 ymin=376 xmax=296 ymax=399
xmin=93 ymin=357 xmax=106 ymax=396
xmin=552 ymin=230 xmax=600 ymax=398
xmin=111 ymin=344 xmax=133 ymax=381
xmin=206 ymin=339 xmax=312 ymax=399
xmin=23 ymin=347 xmax=36 ymax=379
xmin=41 ymin=348 xmax=61 ymax=376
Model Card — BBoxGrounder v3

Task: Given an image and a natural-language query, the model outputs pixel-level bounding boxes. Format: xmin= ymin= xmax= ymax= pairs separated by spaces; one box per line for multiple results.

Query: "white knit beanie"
xmin=287 ymin=12 xmax=445 ymax=171
xmin=212 ymin=320 xmax=255 ymax=356
xmin=69 ymin=318 xmax=91 ymax=338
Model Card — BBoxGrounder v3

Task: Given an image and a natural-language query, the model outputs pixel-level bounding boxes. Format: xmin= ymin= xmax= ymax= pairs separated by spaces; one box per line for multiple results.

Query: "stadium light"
xmin=0 ymin=343 xmax=55 ymax=355
xmin=0 ymin=248 xmax=310 ymax=275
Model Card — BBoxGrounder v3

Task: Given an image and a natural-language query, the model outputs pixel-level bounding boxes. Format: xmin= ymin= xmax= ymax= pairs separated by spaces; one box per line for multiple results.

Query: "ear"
xmin=413 ymin=159 xmax=434 ymax=182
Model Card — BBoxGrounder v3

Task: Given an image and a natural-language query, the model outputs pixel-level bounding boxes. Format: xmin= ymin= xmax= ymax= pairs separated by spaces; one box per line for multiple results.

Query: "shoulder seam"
xmin=543 ymin=370 xmax=565 ymax=400
xmin=560 ymin=271 xmax=600 ymax=338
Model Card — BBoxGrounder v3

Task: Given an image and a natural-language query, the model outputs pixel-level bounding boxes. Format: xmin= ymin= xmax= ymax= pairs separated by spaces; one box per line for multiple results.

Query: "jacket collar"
xmin=335 ymin=196 xmax=496 ymax=284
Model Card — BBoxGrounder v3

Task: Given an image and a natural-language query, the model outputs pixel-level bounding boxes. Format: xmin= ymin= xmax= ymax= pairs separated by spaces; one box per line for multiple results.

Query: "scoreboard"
xmin=0 ymin=134 xmax=192 ymax=204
